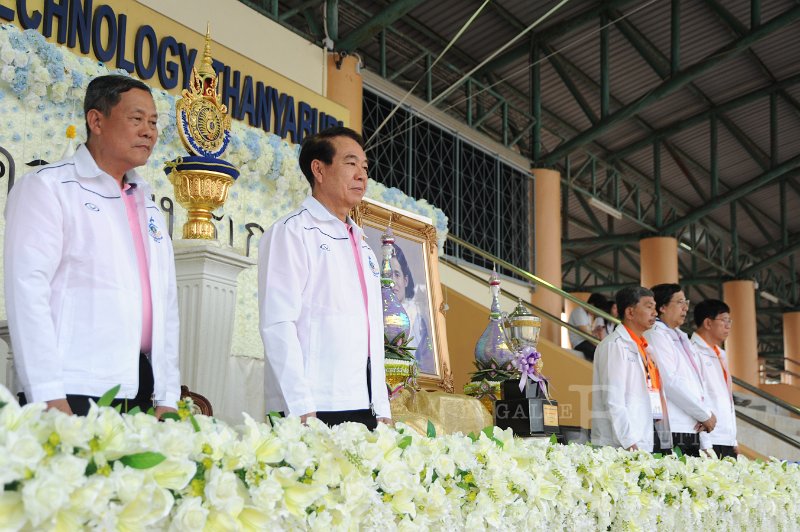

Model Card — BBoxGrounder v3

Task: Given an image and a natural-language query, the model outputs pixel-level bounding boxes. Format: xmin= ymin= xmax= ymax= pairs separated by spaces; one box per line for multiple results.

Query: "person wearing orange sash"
xmin=591 ymin=287 xmax=672 ymax=452
xmin=691 ymin=300 xmax=738 ymax=458
xmin=645 ymin=284 xmax=716 ymax=457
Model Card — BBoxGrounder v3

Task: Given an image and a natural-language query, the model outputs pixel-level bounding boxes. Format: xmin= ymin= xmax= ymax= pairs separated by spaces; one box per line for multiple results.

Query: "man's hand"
xmin=733 ymin=445 xmax=739 ymax=456
xmin=377 ymin=417 xmax=394 ymax=427
xmin=626 ymin=443 xmax=638 ymax=451
xmin=701 ymin=413 xmax=717 ymax=432
xmin=300 ymin=411 xmax=317 ymax=424
xmin=46 ymin=398 xmax=73 ymax=415
xmin=154 ymin=406 xmax=177 ymax=419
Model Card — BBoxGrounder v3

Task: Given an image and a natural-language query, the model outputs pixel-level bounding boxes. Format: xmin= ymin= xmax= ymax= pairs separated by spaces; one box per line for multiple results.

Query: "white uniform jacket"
xmin=645 ymin=321 xmax=712 ymax=448
xmin=258 ymin=196 xmax=391 ymax=418
xmin=4 ymin=144 xmax=181 ymax=407
xmin=592 ymin=324 xmax=671 ymax=452
xmin=691 ymin=333 xmax=737 ymax=447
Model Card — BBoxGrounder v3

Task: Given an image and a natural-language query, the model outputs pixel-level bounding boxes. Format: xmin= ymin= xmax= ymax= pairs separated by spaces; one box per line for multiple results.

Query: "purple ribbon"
xmin=514 ymin=346 xmax=547 ymax=395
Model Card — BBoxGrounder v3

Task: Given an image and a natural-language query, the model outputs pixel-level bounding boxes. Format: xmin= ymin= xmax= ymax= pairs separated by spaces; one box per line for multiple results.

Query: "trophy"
xmin=494 ymin=299 xmax=560 ymax=437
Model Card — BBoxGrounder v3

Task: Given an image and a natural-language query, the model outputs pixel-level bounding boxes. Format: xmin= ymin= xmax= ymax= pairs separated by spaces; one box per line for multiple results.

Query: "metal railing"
xmin=447 ymin=234 xmax=620 ymax=326
xmin=732 ymin=377 xmax=800 ymax=417
xmin=439 ymin=255 xmax=597 ymax=346
xmin=735 ymin=410 xmax=800 ymax=451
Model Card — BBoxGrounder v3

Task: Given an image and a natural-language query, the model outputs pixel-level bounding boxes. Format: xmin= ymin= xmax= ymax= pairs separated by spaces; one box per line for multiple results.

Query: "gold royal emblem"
xmin=175 ymin=25 xmax=232 ymax=158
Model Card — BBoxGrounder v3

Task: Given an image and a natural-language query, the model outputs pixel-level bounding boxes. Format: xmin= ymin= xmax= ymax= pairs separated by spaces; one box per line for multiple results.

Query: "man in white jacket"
xmin=592 ymin=286 xmax=671 ymax=452
xmin=258 ymin=126 xmax=391 ymax=429
xmin=692 ymin=299 xmax=738 ymax=458
xmin=5 ymin=75 xmax=180 ymax=416
xmin=645 ymin=284 xmax=716 ymax=456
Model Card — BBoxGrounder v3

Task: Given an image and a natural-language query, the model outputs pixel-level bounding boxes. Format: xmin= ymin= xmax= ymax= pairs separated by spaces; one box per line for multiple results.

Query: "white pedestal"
xmin=173 ymin=240 xmax=256 ymax=414
xmin=0 ymin=321 xmax=14 ymax=395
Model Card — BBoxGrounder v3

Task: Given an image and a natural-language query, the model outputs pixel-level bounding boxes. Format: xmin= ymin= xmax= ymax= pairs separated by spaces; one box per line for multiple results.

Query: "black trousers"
xmin=574 ymin=340 xmax=596 ymax=362
xmin=671 ymin=432 xmax=702 ymax=457
xmin=713 ymin=444 xmax=737 ymax=459
xmin=18 ymin=353 xmax=155 ymax=416
xmin=315 ymin=409 xmax=378 ymax=430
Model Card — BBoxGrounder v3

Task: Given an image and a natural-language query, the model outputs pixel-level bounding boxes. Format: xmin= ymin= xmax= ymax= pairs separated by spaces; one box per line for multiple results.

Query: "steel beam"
xmin=336 ymin=0 xmax=426 ymax=51
xmin=563 ymin=233 xmax=640 ymax=249
xmin=660 ymin=153 xmax=800 ymax=234
xmin=543 ymin=5 xmax=800 ymax=165
xmin=474 ymin=0 xmax=640 ymax=77
xmin=740 ymin=235 xmax=800 ymax=277
xmin=610 ymin=73 xmax=800 ymax=161
xmin=326 ymin=0 xmax=338 ymax=42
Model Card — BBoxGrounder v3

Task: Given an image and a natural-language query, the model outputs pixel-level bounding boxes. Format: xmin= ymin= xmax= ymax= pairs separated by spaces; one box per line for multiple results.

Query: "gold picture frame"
xmin=353 ymin=198 xmax=454 ymax=393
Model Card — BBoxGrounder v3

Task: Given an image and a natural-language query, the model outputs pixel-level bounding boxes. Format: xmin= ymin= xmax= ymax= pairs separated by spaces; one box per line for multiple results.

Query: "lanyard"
xmin=624 ymin=325 xmax=661 ymax=390
xmin=699 ymin=335 xmax=733 ymax=402
xmin=347 ymin=224 xmax=375 ymax=416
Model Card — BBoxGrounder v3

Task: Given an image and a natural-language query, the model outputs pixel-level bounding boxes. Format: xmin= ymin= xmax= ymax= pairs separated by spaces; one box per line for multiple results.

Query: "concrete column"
xmin=326 ymin=54 xmax=363 ymax=133
xmin=782 ymin=311 xmax=800 ymax=385
xmin=531 ymin=168 xmax=562 ymax=344
xmin=640 ymin=236 xmax=678 ymax=288
xmin=722 ymin=280 xmax=759 ymax=386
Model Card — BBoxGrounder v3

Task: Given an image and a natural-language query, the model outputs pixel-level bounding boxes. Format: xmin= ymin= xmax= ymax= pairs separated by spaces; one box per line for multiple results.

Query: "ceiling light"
xmin=588 ymin=197 xmax=623 ymax=219
xmin=760 ymin=291 xmax=780 ymax=304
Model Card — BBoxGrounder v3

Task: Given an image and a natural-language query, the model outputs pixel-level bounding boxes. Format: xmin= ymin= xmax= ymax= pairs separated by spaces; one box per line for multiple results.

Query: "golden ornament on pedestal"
xmin=164 ymin=25 xmax=238 ymax=240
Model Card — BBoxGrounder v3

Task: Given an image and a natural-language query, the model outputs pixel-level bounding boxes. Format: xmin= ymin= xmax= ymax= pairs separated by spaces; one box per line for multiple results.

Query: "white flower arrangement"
xmin=1 ymin=384 xmax=799 ymax=530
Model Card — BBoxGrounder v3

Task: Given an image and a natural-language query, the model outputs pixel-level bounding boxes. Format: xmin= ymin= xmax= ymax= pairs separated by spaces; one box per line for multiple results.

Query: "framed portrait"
xmin=353 ymin=198 xmax=453 ymax=393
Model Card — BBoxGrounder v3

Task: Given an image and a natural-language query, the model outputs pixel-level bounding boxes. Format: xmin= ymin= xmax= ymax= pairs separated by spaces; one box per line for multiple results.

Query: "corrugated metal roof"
xmin=275 ymin=0 xmax=800 ymax=347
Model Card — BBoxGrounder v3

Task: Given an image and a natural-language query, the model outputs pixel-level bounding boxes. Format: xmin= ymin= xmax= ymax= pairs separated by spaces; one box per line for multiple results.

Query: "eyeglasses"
xmin=672 ymin=298 xmax=690 ymax=306
xmin=713 ymin=318 xmax=733 ymax=326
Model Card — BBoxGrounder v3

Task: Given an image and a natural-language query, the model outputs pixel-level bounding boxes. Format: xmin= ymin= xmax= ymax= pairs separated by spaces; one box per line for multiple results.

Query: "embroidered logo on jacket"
xmin=368 ymin=255 xmax=380 ymax=277
xmin=84 ymin=202 xmax=99 ymax=211
xmin=148 ymin=217 xmax=163 ymax=243
xmin=320 ymin=243 xmax=331 ymax=252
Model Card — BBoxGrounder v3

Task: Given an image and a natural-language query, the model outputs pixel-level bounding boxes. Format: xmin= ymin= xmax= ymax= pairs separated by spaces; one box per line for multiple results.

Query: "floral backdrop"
xmin=1 ymin=385 xmax=799 ymax=531
xmin=0 ymin=24 xmax=449 ymax=359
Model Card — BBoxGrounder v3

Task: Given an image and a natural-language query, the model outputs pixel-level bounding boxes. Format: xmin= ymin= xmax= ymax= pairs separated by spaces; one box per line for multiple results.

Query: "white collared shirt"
xmin=691 ymin=333 xmax=737 ymax=446
xmin=645 ymin=321 xmax=712 ymax=448
xmin=591 ymin=324 xmax=671 ymax=452
xmin=4 ymin=144 xmax=181 ymax=407
xmin=258 ymin=196 xmax=391 ymax=418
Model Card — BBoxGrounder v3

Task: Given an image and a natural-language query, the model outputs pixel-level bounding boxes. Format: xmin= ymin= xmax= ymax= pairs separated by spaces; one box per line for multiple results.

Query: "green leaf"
xmin=426 ymin=420 xmax=436 ymax=438
xmin=467 ymin=432 xmax=478 ymax=442
xmin=267 ymin=411 xmax=283 ymax=427
xmin=114 ymin=404 xmax=122 ymax=413
xmin=652 ymin=453 xmax=663 ymax=459
xmin=398 ymin=435 xmax=413 ymax=449
xmin=97 ymin=385 xmax=121 ymax=407
xmin=189 ymin=414 xmax=201 ymax=433
xmin=160 ymin=412 xmax=181 ymax=422
xmin=85 ymin=459 xmax=97 ymax=476
xmin=549 ymin=434 xmax=558 ymax=444
xmin=127 ymin=406 xmax=142 ymax=416
xmin=0 ymin=400 xmax=7 ymax=410
xmin=146 ymin=407 xmax=155 ymax=416
xmin=672 ymin=446 xmax=684 ymax=458
xmin=119 ymin=451 xmax=167 ymax=469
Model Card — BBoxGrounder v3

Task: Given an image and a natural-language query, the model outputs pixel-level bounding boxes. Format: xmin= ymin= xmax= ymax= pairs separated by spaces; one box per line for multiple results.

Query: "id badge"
xmin=649 ymin=390 xmax=663 ymax=420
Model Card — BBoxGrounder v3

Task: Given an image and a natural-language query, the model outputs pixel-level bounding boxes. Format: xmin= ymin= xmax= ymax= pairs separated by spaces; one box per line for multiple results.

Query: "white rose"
xmin=109 ymin=463 xmax=146 ymax=505
xmin=21 ymin=475 xmax=70 ymax=526
xmin=204 ymin=467 xmax=246 ymax=516
xmin=249 ymin=475 xmax=283 ymax=512
xmin=284 ymin=441 xmax=313 ymax=471
xmin=376 ymin=459 xmax=415 ymax=494
xmin=169 ymin=496 xmax=208 ymax=531
xmin=47 ymin=454 xmax=89 ymax=489
xmin=7 ymin=431 xmax=45 ymax=471
xmin=0 ymin=64 xmax=13 ymax=82
xmin=0 ymin=45 xmax=15 ymax=65
xmin=0 ymin=491 xmax=27 ymax=530
xmin=13 ymin=50 xmax=28 ymax=67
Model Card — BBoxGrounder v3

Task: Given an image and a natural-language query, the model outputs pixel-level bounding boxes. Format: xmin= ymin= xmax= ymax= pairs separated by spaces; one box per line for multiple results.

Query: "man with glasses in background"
xmin=692 ymin=300 xmax=738 ymax=458
xmin=645 ymin=284 xmax=716 ymax=456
